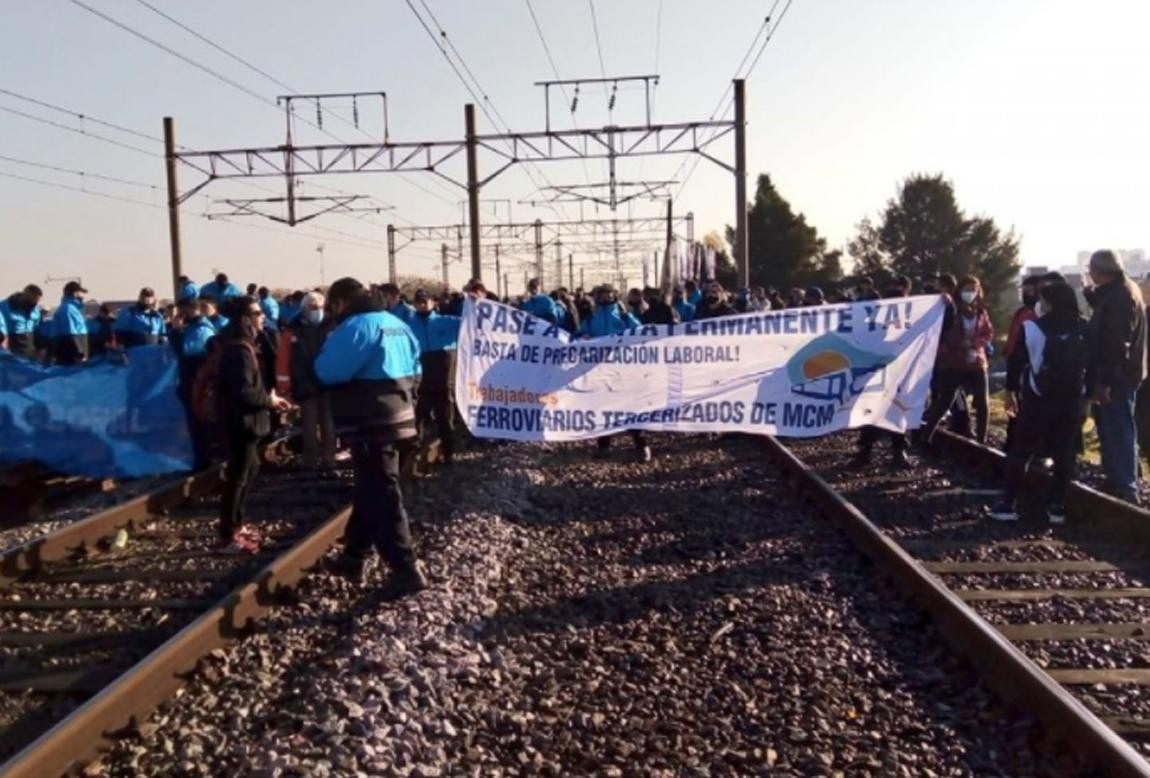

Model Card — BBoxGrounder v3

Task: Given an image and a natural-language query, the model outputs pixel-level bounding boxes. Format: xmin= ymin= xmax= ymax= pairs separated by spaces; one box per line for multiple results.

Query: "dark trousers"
xmin=179 ymin=391 xmax=215 ymax=470
xmin=1003 ymin=387 xmax=1082 ymax=506
xmin=922 ymin=368 xmax=989 ymax=443
xmin=416 ymin=387 xmax=456 ymax=462
xmin=345 ymin=437 xmax=416 ymax=571
xmin=219 ymin=431 xmax=260 ymax=539
xmin=858 ymin=425 xmax=906 ymax=454
xmin=598 ymin=430 xmax=647 ymax=450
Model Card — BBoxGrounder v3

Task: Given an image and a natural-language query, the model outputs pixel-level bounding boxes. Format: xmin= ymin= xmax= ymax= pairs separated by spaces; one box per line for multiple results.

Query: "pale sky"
xmin=2 ymin=0 xmax=1148 ymax=300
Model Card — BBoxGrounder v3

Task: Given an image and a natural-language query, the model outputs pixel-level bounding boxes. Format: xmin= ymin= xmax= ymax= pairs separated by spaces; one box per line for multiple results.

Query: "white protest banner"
xmin=454 ymin=296 xmax=945 ymax=441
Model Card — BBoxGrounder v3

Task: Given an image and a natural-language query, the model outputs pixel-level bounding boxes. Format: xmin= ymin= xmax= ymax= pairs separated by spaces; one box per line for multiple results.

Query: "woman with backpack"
xmin=919 ymin=275 xmax=994 ymax=444
xmin=989 ymin=281 xmax=1088 ymax=524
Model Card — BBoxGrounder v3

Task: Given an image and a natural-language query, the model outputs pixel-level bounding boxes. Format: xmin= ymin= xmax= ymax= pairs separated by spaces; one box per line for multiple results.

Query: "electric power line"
xmin=0 ymin=87 xmax=164 ymax=144
xmin=0 ymin=153 xmax=160 ymax=189
xmin=0 ymin=104 xmax=160 ymax=157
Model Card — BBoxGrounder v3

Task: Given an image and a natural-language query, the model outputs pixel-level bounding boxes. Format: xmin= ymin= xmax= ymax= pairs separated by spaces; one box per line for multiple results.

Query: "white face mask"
xmin=1034 ymin=300 xmax=1046 ymax=318
xmin=304 ymin=308 xmax=324 ymax=325
xmin=960 ymin=290 xmax=977 ymax=304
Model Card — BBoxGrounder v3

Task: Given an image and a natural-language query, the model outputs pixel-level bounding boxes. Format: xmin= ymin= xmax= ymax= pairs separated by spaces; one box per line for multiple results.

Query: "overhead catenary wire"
xmin=0 ymin=87 xmax=165 ymax=144
xmin=0 ymin=104 xmax=161 ymax=157
xmin=0 ymin=153 xmax=160 ymax=190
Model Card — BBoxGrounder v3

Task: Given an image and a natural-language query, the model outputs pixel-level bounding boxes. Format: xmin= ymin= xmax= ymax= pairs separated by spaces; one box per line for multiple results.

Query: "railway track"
xmin=768 ymin=430 xmax=1150 ymax=777
xmin=0 ymin=462 xmax=116 ymax=527
xmin=0 ymin=441 xmax=351 ymax=777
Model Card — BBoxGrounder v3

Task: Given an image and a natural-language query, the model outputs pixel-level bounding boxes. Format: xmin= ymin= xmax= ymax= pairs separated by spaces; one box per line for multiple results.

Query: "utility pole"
xmin=612 ymin=219 xmax=621 ymax=290
xmin=162 ymin=116 xmax=183 ymax=299
xmin=533 ymin=219 xmax=544 ymax=287
xmin=568 ymin=253 xmax=574 ymax=290
xmin=663 ymin=198 xmax=674 ymax=291
xmin=494 ymin=244 xmax=502 ymax=299
xmin=465 ymin=103 xmax=482 ymax=281
xmin=503 ymin=272 xmax=509 ymax=299
xmin=580 ymin=266 xmax=585 ymax=289
xmin=387 ymin=224 xmax=397 ymax=283
xmin=441 ymin=243 xmax=449 ymax=287
xmin=555 ymin=240 xmax=563 ymax=290
xmin=734 ymin=78 xmax=749 ymax=289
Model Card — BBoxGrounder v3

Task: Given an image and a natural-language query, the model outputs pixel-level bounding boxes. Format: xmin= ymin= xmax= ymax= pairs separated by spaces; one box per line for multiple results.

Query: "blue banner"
xmin=0 ymin=346 xmax=193 ymax=478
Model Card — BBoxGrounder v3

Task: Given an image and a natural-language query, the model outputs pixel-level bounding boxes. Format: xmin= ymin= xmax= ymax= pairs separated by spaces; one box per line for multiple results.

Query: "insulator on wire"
xmin=609 ymin=83 xmax=617 ymax=111
xmin=352 ymin=95 xmax=360 ymax=128
xmin=571 ymin=84 xmax=580 ymax=114
xmin=315 ymin=99 xmax=323 ymax=129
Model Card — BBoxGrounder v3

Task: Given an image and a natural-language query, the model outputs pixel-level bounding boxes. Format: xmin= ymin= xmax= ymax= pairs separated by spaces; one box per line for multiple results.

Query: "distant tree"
xmin=725 ymin=173 xmax=840 ymax=291
xmin=850 ymin=174 xmax=1020 ymax=322
xmin=397 ymin=275 xmax=449 ymax=298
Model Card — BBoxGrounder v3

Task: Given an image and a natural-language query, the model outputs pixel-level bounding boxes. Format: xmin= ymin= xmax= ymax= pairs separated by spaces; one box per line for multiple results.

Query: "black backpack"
xmin=1033 ymin=318 xmax=1088 ymax=400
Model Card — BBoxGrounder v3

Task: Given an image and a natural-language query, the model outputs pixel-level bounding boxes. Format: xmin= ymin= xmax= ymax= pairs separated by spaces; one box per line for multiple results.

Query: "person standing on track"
xmin=112 ymin=287 xmax=166 ymax=349
xmin=216 ymin=296 xmax=290 ymax=552
xmin=990 ymin=281 xmax=1089 ymax=524
xmin=408 ymin=288 xmax=461 ymax=467
xmin=276 ymin=291 xmax=337 ymax=470
xmin=1085 ymin=249 xmax=1148 ymax=505
xmin=52 ymin=280 xmax=89 ymax=366
xmin=314 ymin=277 xmax=428 ymax=596
xmin=919 ymin=275 xmax=993 ymax=444
xmin=579 ymin=285 xmax=651 ymax=463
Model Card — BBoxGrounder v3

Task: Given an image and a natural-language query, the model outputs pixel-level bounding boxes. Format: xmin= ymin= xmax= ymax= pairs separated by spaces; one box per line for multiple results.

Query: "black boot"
xmin=380 ymin=562 xmax=429 ymax=600
xmin=324 ymin=552 xmax=367 ymax=585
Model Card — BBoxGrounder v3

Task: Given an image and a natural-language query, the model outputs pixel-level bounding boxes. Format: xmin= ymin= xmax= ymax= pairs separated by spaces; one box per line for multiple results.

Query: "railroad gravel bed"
xmin=92 ymin=434 xmax=1079 ymax=777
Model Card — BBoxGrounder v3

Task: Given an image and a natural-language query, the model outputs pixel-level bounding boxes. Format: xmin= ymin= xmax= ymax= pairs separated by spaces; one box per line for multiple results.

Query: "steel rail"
xmin=0 ymin=504 xmax=351 ymax=777
xmin=761 ymin=434 xmax=1150 ymax=778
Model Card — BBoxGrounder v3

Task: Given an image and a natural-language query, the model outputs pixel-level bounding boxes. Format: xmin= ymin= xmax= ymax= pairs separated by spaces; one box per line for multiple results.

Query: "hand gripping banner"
xmin=455 ymin=296 xmax=945 ymax=441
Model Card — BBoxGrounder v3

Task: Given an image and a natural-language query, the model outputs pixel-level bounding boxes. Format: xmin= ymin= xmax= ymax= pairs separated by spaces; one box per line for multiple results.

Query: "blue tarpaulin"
xmin=0 ymin=346 xmax=193 ymax=478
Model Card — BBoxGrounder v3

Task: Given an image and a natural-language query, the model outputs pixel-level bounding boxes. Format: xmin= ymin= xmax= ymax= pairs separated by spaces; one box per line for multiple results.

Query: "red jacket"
xmin=1004 ymin=305 xmax=1036 ymax=358
xmin=937 ymin=307 xmax=993 ymax=371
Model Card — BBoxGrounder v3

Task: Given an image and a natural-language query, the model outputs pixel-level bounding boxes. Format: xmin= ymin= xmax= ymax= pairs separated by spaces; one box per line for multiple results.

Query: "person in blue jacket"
xmin=314 ymin=276 xmax=427 ymax=597
xmin=200 ymin=272 xmax=242 ymax=303
xmin=408 ymin=288 xmax=462 ymax=466
xmin=378 ymin=282 xmax=415 ymax=324
xmin=521 ymin=277 xmax=561 ymax=324
xmin=0 ymin=303 xmax=6 ymax=350
xmin=52 ymin=280 xmax=89 ymax=365
xmin=1 ymin=284 xmax=43 ymax=358
xmin=579 ymin=285 xmax=650 ymax=462
xmin=112 ymin=287 xmax=167 ymax=349
xmin=257 ymin=287 xmax=280 ymax=331
xmin=177 ymin=275 xmax=200 ymax=302
xmin=685 ymin=279 xmax=703 ymax=308
xmin=170 ymin=297 xmax=219 ymax=469
xmin=201 ymin=296 xmax=229 ymax=331
xmin=672 ymin=286 xmax=696 ymax=323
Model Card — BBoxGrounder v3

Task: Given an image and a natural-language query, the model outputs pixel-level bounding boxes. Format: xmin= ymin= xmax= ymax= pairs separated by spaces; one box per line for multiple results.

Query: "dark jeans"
xmin=922 ymin=368 xmax=989 ymax=443
xmin=598 ymin=430 xmax=647 ymax=450
xmin=416 ymin=387 xmax=456 ymax=462
xmin=1094 ymin=385 xmax=1140 ymax=503
xmin=219 ymin=431 xmax=261 ymax=540
xmin=858 ymin=425 xmax=906 ymax=454
xmin=345 ymin=437 xmax=416 ymax=571
xmin=179 ymin=390 xmax=215 ymax=470
xmin=1003 ymin=387 xmax=1082 ymax=506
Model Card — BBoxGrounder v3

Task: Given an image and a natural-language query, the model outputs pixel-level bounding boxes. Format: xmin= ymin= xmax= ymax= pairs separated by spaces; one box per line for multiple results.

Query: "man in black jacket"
xmin=696 ymin=282 xmax=737 ymax=319
xmin=1086 ymin=249 xmax=1148 ymax=504
xmin=217 ymin=296 xmax=289 ymax=550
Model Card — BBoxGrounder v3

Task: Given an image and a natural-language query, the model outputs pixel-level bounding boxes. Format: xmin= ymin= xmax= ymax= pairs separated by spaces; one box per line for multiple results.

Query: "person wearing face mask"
xmin=641 ymin=287 xmax=677 ymax=325
xmin=407 ymin=288 xmax=462 ymax=467
xmin=216 ymin=296 xmax=291 ymax=552
xmin=86 ymin=303 xmax=117 ymax=358
xmin=989 ymin=282 xmax=1089 ymax=523
xmin=578 ymin=285 xmax=650 ymax=462
xmin=276 ymin=291 xmax=336 ymax=470
xmin=1085 ymin=249 xmax=1147 ymax=505
xmin=625 ymin=288 xmax=647 ymax=321
xmin=52 ymin=280 xmax=90 ymax=366
xmin=314 ymin=277 xmax=427 ymax=595
xmin=696 ymin=282 xmax=737 ymax=320
xmin=112 ymin=287 xmax=167 ymax=349
xmin=0 ymin=284 xmax=43 ymax=358
xmin=200 ymin=296 xmax=228 ymax=332
xmin=919 ymin=275 xmax=993 ymax=444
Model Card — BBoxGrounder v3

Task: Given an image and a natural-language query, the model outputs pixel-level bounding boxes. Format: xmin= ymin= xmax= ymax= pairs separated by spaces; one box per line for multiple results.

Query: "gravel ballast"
xmin=85 ymin=434 xmax=1082 ymax=777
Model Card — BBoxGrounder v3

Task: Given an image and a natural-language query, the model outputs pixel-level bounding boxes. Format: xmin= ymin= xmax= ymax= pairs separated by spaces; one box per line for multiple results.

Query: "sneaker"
xmin=1047 ymin=502 xmax=1067 ymax=525
xmin=380 ymin=562 xmax=429 ymax=600
xmin=220 ymin=525 xmax=261 ymax=554
xmin=324 ymin=552 xmax=367 ymax=585
xmin=987 ymin=499 xmax=1019 ymax=522
xmin=635 ymin=445 xmax=653 ymax=463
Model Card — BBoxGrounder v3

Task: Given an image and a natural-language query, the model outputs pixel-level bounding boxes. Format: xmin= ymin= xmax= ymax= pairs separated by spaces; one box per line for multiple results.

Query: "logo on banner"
xmin=786 ymin=333 xmax=894 ymax=406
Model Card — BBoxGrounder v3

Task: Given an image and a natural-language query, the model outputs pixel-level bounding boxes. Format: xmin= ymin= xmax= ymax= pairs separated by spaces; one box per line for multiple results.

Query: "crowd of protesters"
xmin=2 ymin=248 xmax=1147 ymax=592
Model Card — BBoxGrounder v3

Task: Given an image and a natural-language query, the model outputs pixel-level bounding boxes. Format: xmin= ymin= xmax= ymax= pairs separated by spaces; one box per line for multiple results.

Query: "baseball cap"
xmin=64 ymin=281 xmax=89 ymax=295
